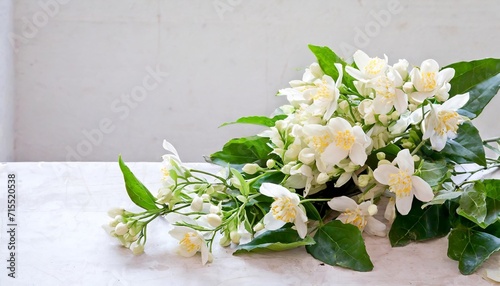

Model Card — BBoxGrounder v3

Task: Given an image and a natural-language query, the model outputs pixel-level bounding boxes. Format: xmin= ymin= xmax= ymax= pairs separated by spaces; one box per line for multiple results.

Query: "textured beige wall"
xmin=11 ymin=0 xmax=500 ymax=162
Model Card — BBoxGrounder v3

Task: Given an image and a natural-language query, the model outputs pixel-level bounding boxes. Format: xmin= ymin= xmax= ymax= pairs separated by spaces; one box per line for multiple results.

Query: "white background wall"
xmin=0 ymin=0 xmax=14 ymax=162
xmin=9 ymin=0 xmax=500 ymax=162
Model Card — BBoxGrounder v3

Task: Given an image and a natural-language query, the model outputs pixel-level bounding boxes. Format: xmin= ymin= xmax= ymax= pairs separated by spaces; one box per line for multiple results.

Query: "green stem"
xmin=190 ymin=169 xmax=228 ymax=185
xmin=411 ymin=139 xmax=427 ymax=155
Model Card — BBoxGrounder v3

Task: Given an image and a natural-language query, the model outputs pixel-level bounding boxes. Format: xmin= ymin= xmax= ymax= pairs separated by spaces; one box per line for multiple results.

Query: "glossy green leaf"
xmin=234 ymin=228 xmax=315 ymax=254
xmin=457 ymin=182 xmax=500 ymax=229
xmin=230 ymin=168 xmax=250 ymax=196
xmin=306 ymin=220 xmax=373 ymax=272
xmin=448 ymin=225 xmax=500 ymax=275
xmin=308 ymin=45 xmax=356 ymax=90
xmin=249 ymin=171 xmax=286 ymax=190
xmin=440 ymin=121 xmax=486 ymax=166
xmin=220 ymin=115 xmax=287 ymax=128
xmin=389 ymin=200 xmax=451 ymax=247
xmin=461 ymin=74 xmax=500 ymax=119
xmin=210 ymin=136 xmax=273 ymax=168
xmin=302 ymin=201 xmax=322 ymax=222
xmin=118 ymin=156 xmax=158 ymax=210
xmin=419 ymin=160 xmax=448 ymax=187
xmin=447 ymin=58 xmax=500 ymax=93
xmin=475 ymin=179 xmax=500 ymax=200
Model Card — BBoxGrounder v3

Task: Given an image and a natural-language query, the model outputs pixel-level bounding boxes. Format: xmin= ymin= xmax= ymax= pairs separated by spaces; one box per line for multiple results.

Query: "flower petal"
xmin=373 ymin=164 xmax=400 ymax=185
xmin=294 ymin=207 xmax=308 ymax=239
xmin=395 ymin=193 xmax=414 ymax=215
xmin=442 ymin=92 xmax=469 ymax=110
xmin=395 ymin=149 xmax=414 ymax=173
xmin=263 ymin=212 xmax=286 ymax=230
xmin=412 ymin=176 xmax=434 ymax=202
xmin=349 ymin=143 xmax=368 ymax=166
xmin=365 ymin=217 xmax=387 ymax=237
xmin=328 ymin=196 xmax=358 ymax=212
xmin=260 ymin=183 xmax=290 ymax=198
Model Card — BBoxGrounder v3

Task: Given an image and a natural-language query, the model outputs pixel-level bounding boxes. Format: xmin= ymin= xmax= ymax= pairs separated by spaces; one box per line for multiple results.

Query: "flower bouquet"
xmin=105 ymin=45 xmax=500 ymax=276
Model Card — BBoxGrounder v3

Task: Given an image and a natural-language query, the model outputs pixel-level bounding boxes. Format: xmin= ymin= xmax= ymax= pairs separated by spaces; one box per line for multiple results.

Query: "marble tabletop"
xmin=0 ymin=162 xmax=498 ymax=286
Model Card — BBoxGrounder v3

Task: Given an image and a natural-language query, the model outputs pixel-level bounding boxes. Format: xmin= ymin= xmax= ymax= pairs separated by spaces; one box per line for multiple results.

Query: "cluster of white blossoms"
xmin=254 ymin=50 xmax=470 ymax=216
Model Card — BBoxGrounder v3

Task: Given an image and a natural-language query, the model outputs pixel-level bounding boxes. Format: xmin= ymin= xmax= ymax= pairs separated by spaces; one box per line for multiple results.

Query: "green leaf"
xmin=302 ymin=201 xmax=322 ymax=222
xmin=308 ymin=45 xmax=356 ymax=90
xmin=440 ymin=121 xmax=486 ymax=166
xmin=306 ymin=220 xmax=373 ymax=272
xmin=366 ymin=144 xmax=401 ymax=169
xmin=419 ymin=160 xmax=448 ymax=187
xmin=462 ymin=74 xmax=500 ymax=118
xmin=389 ymin=200 xmax=451 ymax=247
xmin=448 ymin=225 xmax=500 ymax=275
xmin=230 ymin=168 xmax=250 ymax=196
xmin=475 ymin=179 xmax=500 ymax=200
xmin=118 ymin=156 xmax=158 ymax=210
xmin=249 ymin=171 xmax=286 ymax=190
xmin=234 ymin=228 xmax=315 ymax=254
xmin=457 ymin=182 xmax=500 ymax=228
xmin=447 ymin=58 xmax=500 ymax=94
xmin=220 ymin=115 xmax=287 ymax=128
xmin=446 ymin=59 xmax=500 ymax=119
xmin=210 ymin=136 xmax=273 ymax=168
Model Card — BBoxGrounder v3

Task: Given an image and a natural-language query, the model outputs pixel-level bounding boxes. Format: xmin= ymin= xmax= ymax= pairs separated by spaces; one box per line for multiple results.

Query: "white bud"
xmin=339 ymin=100 xmax=349 ymax=111
xmin=316 ymin=173 xmax=330 ymax=184
xmin=201 ymin=193 xmax=210 ymax=201
xmin=131 ymin=242 xmax=144 ymax=255
xmin=412 ymin=155 xmax=420 ymax=162
xmin=242 ymin=163 xmax=260 ymax=175
xmin=266 ymin=159 xmax=276 ymax=169
xmin=378 ymin=159 xmax=391 ymax=166
xmin=230 ymin=231 xmax=241 ymax=244
xmin=206 ymin=214 xmax=222 ymax=228
xmin=378 ymin=114 xmax=389 ymax=126
xmin=367 ymin=204 xmax=378 ymax=216
xmin=391 ymin=111 xmax=400 ymax=121
xmin=230 ymin=177 xmax=241 ymax=188
xmin=114 ymin=222 xmax=129 ymax=236
xmin=219 ymin=235 xmax=231 ymax=247
xmin=408 ymin=103 xmax=418 ymax=112
xmin=190 ymin=196 xmax=204 ymax=212
xmin=206 ymin=186 xmax=215 ymax=195
xmin=107 ymin=207 xmax=124 ymax=218
xmin=357 ymin=175 xmax=370 ymax=188
xmin=376 ymin=152 xmax=386 ymax=160
xmin=403 ymin=82 xmax=414 ymax=94
xmin=253 ymin=223 xmax=264 ymax=232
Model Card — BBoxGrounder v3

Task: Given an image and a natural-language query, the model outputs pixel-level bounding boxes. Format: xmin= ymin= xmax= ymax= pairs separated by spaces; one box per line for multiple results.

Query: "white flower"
xmin=242 ymin=163 xmax=260 ymax=175
xmin=422 ymin=93 xmax=469 ymax=151
xmin=369 ymin=68 xmax=408 ymax=115
xmin=328 ymin=196 xmax=386 ymax=236
xmin=259 ymin=183 xmax=308 ymax=238
xmin=409 ymin=59 xmax=455 ymax=103
xmin=373 ymin=149 xmax=434 ymax=215
xmin=302 ymin=118 xmax=371 ymax=172
xmin=346 ymin=50 xmax=388 ymax=81
xmin=302 ymin=70 xmax=342 ymax=120
xmin=169 ymin=226 xmax=210 ymax=265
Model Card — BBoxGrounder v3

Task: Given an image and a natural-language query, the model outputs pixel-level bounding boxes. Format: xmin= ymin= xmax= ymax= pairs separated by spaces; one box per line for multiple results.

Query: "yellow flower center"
xmin=271 ymin=197 xmax=296 ymax=223
xmin=435 ymin=110 xmax=460 ymax=135
xmin=343 ymin=208 xmax=367 ymax=231
xmin=161 ymin=167 xmax=170 ymax=179
xmin=388 ymin=170 xmax=412 ymax=198
xmin=312 ymin=80 xmax=333 ymax=101
xmin=180 ymin=232 xmax=201 ymax=253
xmin=334 ymin=130 xmax=356 ymax=150
xmin=421 ymin=71 xmax=437 ymax=91
xmin=311 ymin=133 xmax=334 ymax=153
xmin=364 ymin=57 xmax=385 ymax=75
xmin=375 ymin=76 xmax=396 ymax=100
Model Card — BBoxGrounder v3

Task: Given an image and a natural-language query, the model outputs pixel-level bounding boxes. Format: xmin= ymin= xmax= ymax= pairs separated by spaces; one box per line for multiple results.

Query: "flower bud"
xmin=253 ymin=223 xmax=264 ymax=232
xmin=131 ymin=242 xmax=144 ymax=255
xmin=402 ymin=141 xmax=415 ymax=149
xmin=209 ymin=204 xmax=220 ymax=214
xmin=201 ymin=193 xmax=210 ymax=201
xmin=376 ymin=152 xmax=386 ymax=160
xmin=378 ymin=114 xmax=389 ymax=126
xmin=230 ymin=231 xmax=241 ymax=244
xmin=403 ymin=82 xmax=414 ymax=94
xmin=266 ymin=159 xmax=276 ymax=169
xmin=357 ymin=175 xmax=370 ymax=188
xmin=219 ymin=234 xmax=231 ymax=247
xmin=412 ymin=155 xmax=420 ymax=162
xmin=316 ymin=173 xmax=330 ymax=184
xmin=114 ymin=222 xmax=129 ymax=236
xmin=378 ymin=159 xmax=391 ymax=166
xmin=242 ymin=163 xmax=260 ymax=175
xmin=190 ymin=196 xmax=204 ymax=212
xmin=229 ymin=177 xmax=241 ymax=188
xmin=206 ymin=214 xmax=222 ymax=228
xmin=107 ymin=207 xmax=124 ymax=218
xmin=367 ymin=204 xmax=378 ymax=216
xmin=391 ymin=111 xmax=400 ymax=121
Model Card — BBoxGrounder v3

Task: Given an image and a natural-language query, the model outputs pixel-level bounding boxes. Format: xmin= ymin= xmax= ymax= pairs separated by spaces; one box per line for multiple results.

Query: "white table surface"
xmin=0 ymin=162 xmax=498 ymax=286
